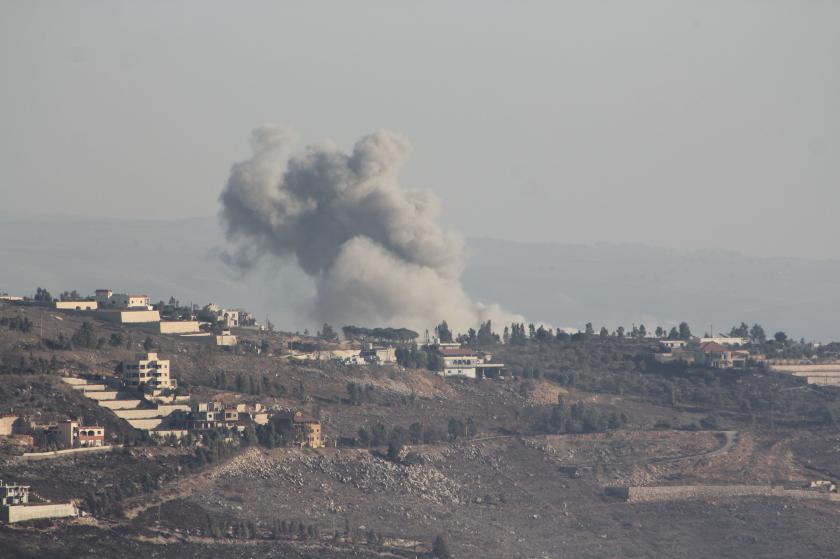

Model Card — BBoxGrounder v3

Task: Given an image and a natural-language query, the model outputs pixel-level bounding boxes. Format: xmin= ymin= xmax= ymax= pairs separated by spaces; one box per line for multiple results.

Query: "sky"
xmin=1 ymin=1 xmax=839 ymax=259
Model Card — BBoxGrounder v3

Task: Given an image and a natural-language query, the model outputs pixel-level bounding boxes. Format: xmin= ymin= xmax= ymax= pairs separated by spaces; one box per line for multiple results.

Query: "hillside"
xmin=1 ymin=302 xmax=840 ymax=558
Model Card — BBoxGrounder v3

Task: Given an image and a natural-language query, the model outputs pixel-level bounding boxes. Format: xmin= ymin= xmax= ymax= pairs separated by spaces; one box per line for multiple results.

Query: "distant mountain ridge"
xmin=2 ymin=214 xmax=839 ymax=340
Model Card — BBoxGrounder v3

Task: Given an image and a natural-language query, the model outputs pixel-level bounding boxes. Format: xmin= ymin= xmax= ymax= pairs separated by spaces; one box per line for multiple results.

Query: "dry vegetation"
xmin=1 ymin=302 xmax=839 ymax=558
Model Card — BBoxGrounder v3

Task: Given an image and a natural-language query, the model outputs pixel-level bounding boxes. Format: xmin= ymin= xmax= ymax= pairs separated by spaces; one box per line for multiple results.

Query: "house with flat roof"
xmin=426 ymin=343 xmax=505 ymax=379
xmin=46 ymin=420 xmax=105 ymax=448
xmin=121 ymin=352 xmax=176 ymax=390
xmin=95 ymin=289 xmax=151 ymax=310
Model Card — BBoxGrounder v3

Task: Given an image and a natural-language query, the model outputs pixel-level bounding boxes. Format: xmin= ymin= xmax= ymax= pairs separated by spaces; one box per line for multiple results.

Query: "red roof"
xmin=699 ymin=342 xmax=727 ymax=353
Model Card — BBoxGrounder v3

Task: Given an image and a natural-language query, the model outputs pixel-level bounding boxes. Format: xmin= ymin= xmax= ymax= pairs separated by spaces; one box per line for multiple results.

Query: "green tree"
xmin=432 ymin=535 xmax=451 ymax=559
xmin=678 ymin=322 xmax=692 ymax=340
xmin=774 ymin=331 xmax=788 ymax=343
xmin=750 ymin=324 xmax=766 ymax=344
xmin=71 ymin=322 xmax=97 ymax=349
xmin=730 ymin=322 xmax=749 ymax=338
xmin=584 ymin=322 xmax=594 ymax=335
xmin=655 ymin=326 xmax=664 ymax=338
xmin=435 ymin=321 xmax=453 ymax=343
xmin=599 ymin=326 xmax=608 ymax=338
xmin=319 ymin=323 xmax=338 ymax=341
xmin=33 ymin=287 xmax=52 ymax=302
xmin=639 ymin=324 xmax=647 ymax=338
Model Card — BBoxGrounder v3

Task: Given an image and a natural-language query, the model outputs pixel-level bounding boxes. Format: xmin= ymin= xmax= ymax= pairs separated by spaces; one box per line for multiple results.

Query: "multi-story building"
xmin=182 ymin=402 xmax=268 ymax=431
xmin=46 ymin=420 xmax=105 ymax=448
xmin=121 ymin=352 xmax=176 ymax=389
xmin=425 ymin=343 xmax=505 ymax=379
xmin=291 ymin=412 xmax=323 ymax=448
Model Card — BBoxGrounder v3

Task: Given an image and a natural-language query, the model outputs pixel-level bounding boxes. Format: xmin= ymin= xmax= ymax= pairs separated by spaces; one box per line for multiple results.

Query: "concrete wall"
xmin=611 ymin=485 xmax=840 ymax=503
xmin=83 ymin=391 xmax=120 ymax=401
xmin=159 ymin=321 xmax=200 ymax=334
xmin=73 ymin=384 xmax=107 ymax=392
xmin=156 ymin=404 xmax=190 ymax=416
xmin=770 ymin=364 xmax=840 ymax=373
xmin=126 ymin=418 xmax=163 ymax=430
xmin=97 ymin=310 xmax=160 ymax=323
xmin=55 ymin=301 xmax=98 ymax=310
xmin=2 ymin=503 xmax=77 ymax=523
xmin=61 ymin=377 xmax=87 ymax=385
xmin=21 ymin=445 xmax=116 ymax=461
xmin=97 ymin=399 xmax=142 ymax=410
xmin=112 ymin=409 xmax=163 ymax=420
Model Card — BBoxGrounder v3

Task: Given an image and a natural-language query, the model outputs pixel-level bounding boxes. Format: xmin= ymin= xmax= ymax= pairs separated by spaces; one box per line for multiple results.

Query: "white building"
xmin=121 ymin=352 xmax=176 ymax=390
xmin=432 ymin=345 xmax=505 ymax=379
xmin=95 ymin=289 xmax=152 ymax=310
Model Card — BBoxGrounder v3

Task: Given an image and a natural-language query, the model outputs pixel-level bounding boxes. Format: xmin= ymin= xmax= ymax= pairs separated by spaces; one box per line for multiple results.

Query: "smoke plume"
xmin=219 ymin=125 xmax=522 ymax=332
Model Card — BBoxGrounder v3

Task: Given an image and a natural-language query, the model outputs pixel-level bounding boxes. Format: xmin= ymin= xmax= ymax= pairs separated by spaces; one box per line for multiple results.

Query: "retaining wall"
xmin=611 ymin=485 xmax=840 ymax=503
xmin=75 ymin=384 xmax=107 ymax=392
xmin=158 ymin=321 xmax=200 ymax=334
xmin=97 ymin=399 xmax=142 ymax=410
xmin=126 ymin=418 xmax=163 ymax=430
xmin=21 ymin=445 xmax=117 ymax=461
xmin=2 ymin=503 xmax=77 ymax=523
xmin=84 ymin=391 xmax=120 ymax=401
xmin=156 ymin=404 xmax=190 ymax=416
xmin=112 ymin=409 xmax=162 ymax=419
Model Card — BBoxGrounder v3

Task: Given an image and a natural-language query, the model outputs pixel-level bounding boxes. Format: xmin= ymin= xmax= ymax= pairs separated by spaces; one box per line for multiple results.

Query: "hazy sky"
xmin=2 ymin=2 xmax=838 ymax=258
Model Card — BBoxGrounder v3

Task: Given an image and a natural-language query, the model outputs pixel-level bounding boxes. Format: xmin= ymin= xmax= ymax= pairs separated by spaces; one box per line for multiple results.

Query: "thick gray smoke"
xmin=219 ymin=125 xmax=522 ymax=332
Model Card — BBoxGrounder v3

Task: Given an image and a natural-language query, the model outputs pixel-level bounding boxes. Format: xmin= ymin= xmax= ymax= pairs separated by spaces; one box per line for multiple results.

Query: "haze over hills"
xmin=2 ymin=212 xmax=839 ymax=341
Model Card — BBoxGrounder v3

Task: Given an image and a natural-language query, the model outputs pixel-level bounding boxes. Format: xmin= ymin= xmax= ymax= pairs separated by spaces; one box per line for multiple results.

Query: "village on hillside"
xmin=1 ymin=284 xmax=839 ymax=558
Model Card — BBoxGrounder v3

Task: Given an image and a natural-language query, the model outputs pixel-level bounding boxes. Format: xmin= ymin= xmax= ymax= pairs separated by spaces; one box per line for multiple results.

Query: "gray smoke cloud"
xmin=219 ymin=125 xmax=523 ymax=333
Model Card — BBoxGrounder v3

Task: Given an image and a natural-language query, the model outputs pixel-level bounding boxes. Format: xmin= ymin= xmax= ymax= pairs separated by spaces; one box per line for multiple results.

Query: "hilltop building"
xmin=202 ymin=304 xmax=256 ymax=329
xmin=695 ymin=342 xmax=748 ymax=369
xmin=95 ymin=289 xmax=152 ymax=310
xmin=121 ymin=352 xmax=176 ymax=390
xmin=425 ymin=343 xmax=505 ymax=379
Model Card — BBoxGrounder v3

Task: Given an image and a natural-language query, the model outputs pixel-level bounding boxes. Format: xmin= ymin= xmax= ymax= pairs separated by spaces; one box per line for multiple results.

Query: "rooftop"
xmin=699 ymin=342 xmax=727 ymax=353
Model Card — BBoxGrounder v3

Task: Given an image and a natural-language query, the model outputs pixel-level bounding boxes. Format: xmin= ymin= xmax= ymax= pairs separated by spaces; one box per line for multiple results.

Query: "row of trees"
xmin=342 ymin=325 xmax=419 ymax=343
xmin=0 ymin=315 xmax=33 ymax=333
xmin=536 ymin=399 xmax=629 ymax=434
xmin=355 ymin=418 xmax=477 ymax=459
xmin=208 ymin=370 xmax=287 ymax=398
